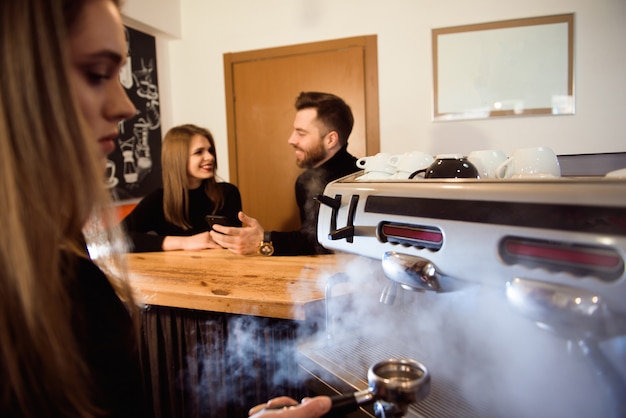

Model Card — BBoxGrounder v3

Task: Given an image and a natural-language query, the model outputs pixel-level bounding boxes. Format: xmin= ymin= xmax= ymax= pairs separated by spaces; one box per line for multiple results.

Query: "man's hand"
xmin=210 ymin=211 xmax=264 ymax=255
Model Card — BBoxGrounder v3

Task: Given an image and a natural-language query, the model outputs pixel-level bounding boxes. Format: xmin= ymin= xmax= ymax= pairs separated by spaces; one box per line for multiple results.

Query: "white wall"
xmin=124 ymin=0 xmax=626 ymax=181
xmin=122 ymin=0 xmax=181 ymax=38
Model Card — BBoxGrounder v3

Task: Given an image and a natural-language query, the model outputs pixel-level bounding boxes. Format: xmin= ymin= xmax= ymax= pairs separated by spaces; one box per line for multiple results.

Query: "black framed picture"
xmin=107 ymin=26 xmax=162 ymax=201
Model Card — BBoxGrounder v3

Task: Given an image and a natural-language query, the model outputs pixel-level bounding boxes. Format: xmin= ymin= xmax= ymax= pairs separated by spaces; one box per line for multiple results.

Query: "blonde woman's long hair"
xmin=0 ymin=0 xmax=136 ymax=417
xmin=162 ymin=124 xmax=225 ymax=229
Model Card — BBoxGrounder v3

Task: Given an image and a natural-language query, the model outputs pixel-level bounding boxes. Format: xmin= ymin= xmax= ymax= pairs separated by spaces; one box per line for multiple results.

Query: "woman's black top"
xmin=71 ymin=256 xmax=150 ymax=418
xmin=122 ymin=182 xmax=242 ymax=252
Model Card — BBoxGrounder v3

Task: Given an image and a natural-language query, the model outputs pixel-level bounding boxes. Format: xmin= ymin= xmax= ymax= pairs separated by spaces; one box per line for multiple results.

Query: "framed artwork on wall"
xmin=432 ymin=14 xmax=574 ymax=121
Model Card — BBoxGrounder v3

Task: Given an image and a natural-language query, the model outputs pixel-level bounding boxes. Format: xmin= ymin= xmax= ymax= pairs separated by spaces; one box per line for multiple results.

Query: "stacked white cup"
xmin=356 ymin=153 xmax=396 ymax=180
xmin=467 ymin=150 xmax=507 ymax=179
xmin=495 ymin=146 xmax=561 ymax=179
xmin=388 ymin=151 xmax=434 ymax=179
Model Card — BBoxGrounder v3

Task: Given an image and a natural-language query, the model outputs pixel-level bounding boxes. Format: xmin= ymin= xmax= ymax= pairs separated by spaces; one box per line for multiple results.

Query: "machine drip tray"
xmin=297 ymin=336 xmax=493 ymax=418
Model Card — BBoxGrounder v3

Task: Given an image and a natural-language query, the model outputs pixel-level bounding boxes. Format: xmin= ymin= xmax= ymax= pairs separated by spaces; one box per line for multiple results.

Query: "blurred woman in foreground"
xmin=0 ymin=0 xmax=330 ymax=416
xmin=0 ymin=0 xmax=141 ymax=416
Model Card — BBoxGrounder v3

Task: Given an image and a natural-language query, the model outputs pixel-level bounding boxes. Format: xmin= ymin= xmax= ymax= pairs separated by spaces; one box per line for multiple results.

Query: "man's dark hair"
xmin=295 ymin=91 xmax=354 ymax=147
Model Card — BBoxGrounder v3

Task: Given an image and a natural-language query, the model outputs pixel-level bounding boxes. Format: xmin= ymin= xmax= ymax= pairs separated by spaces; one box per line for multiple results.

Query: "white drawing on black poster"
xmin=114 ymin=57 xmax=159 ymax=187
xmin=105 ymin=159 xmax=119 ymax=188
xmin=108 ymin=26 xmax=162 ymax=200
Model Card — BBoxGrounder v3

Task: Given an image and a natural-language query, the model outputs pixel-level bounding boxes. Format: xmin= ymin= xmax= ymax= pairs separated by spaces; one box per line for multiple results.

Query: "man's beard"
xmin=295 ymin=141 xmax=326 ymax=169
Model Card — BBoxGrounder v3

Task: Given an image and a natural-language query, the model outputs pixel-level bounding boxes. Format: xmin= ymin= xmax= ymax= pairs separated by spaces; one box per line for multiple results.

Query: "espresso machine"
xmin=298 ymin=172 xmax=626 ymax=417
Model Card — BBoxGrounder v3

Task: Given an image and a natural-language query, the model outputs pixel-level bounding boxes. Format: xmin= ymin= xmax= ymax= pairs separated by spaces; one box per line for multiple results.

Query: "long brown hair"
xmin=161 ymin=124 xmax=225 ymax=229
xmin=0 ymin=0 xmax=135 ymax=417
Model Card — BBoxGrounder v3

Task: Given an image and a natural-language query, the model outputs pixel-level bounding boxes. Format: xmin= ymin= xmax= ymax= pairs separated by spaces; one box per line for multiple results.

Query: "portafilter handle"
xmin=323 ymin=389 xmax=375 ymax=417
xmin=261 ymin=389 xmax=374 ymax=416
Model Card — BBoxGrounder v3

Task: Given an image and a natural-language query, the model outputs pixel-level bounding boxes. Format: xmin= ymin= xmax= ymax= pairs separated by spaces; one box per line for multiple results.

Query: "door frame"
xmin=223 ymin=35 xmax=380 ymax=184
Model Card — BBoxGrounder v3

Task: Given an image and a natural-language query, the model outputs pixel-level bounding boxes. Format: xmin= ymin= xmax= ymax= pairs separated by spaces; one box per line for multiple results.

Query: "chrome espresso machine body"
xmin=299 ymin=173 xmax=626 ymax=418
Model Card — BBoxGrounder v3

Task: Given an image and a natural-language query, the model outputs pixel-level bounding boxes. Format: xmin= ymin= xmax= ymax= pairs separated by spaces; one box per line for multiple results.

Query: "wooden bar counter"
xmin=126 ymin=249 xmax=358 ymax=320
xmin=125 ymin=249 xmax=361 ymax=418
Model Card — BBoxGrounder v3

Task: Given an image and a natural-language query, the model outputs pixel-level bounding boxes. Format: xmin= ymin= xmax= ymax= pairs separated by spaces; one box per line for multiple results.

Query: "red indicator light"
xmin=382 ymin=225 xmax=443 ymax=244
xmin=500 ymin=236 xmax=624 ymax=281
xmin=378 ymin=222 xmax=444 ymax=251
xmin=505 ymin=241 xmax=621 ymax=269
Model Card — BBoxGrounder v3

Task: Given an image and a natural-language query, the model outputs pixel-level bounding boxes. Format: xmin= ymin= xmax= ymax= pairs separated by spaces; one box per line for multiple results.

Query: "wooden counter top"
xmin=125 ymin=249 xmax=360 ymax=320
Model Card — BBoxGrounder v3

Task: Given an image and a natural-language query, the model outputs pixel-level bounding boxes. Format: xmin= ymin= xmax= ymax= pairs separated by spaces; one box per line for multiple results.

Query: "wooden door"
xmin=224 ymin=35 xmax=379 ymax=231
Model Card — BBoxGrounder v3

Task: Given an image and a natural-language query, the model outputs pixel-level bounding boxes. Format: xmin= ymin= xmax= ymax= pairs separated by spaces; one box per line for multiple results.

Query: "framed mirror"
xmin=432 ymin=14 xmax=574 ymax=121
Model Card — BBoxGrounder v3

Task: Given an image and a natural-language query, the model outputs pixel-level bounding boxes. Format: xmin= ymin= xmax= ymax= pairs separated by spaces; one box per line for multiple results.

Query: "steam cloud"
xmin=290 ymin=257 xmax=624 ymax=417
xmin=184 ymin=255 xmax=624 ymax=417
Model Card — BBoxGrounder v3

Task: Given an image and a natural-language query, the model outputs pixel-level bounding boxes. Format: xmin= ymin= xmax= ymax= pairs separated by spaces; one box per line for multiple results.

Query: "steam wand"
xmin=506 ymin=277 xmax=626 ymax=417
xmin=325 ymin=272 xmax=350 ymax=344
xmin=577 ymin=339 xmax=626 ymax=417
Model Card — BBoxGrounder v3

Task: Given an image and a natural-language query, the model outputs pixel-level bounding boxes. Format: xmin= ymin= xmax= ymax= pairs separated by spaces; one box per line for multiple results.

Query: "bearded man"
xmin=211 ymin=91 xmax=359 ymax=256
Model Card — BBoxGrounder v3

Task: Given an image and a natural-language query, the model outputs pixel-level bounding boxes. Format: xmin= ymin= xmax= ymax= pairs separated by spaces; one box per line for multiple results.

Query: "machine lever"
xmin=314 ymin=194 xmax=341 ymax=210
xmin=315 ymin=194 xmax=342 ymax=233
xmin=329 ymin=225 xmax=355 ymax=241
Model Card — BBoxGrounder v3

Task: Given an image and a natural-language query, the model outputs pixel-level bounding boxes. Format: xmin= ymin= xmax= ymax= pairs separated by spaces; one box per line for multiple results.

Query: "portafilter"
xmin=265 ymin=358 xmax=430 ymax=417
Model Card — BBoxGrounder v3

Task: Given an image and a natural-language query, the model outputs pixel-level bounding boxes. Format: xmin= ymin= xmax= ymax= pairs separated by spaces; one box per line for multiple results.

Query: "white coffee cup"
xmin=356 ymin=153 xmax=395 ymax=175
xmin=388 ymin=151 xmax=434 ymax=179
xmin=468 ymin=149 xmax=507 ymax=179
xmin=496 ymin=147 xmax=561 ymax=179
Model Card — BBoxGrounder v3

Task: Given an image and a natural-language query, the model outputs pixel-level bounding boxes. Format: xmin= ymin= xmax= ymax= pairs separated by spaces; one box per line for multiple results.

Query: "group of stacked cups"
xmin=355 ymin=147 xmax=562 ymax=180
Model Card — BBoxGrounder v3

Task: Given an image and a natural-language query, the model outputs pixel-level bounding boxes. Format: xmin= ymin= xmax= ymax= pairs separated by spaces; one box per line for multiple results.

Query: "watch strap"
xmin=259 ymin=231 xmax=274 ymax=256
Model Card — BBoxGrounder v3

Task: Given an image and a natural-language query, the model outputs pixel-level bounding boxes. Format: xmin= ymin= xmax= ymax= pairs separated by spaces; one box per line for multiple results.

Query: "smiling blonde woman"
xmin=122 ymin=124 xmax=242 ymax=252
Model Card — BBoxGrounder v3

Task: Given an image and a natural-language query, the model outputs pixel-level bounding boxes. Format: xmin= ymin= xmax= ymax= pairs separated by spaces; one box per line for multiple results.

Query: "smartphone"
xmin=205 ymin=215 xmax=240 ymax=230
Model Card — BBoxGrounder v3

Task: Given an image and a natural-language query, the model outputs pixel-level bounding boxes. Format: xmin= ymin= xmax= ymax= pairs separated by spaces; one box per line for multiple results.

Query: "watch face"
xmin=260 ymin=243 xmax=274 ymax=256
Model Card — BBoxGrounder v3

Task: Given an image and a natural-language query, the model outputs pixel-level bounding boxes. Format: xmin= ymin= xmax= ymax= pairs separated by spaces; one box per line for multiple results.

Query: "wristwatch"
xmin=259 ymin=231 xmax=274 ymax=256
